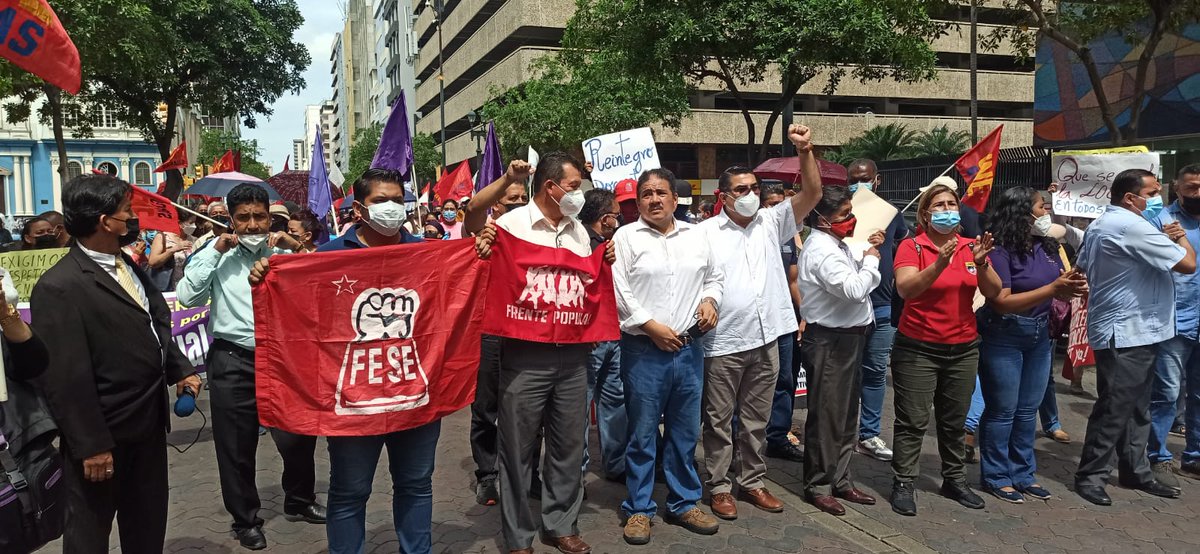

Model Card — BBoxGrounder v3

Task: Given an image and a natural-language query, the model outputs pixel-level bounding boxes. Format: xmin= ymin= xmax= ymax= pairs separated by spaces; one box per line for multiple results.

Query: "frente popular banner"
xmin=252 ymin=239 xmax=489 ymax=436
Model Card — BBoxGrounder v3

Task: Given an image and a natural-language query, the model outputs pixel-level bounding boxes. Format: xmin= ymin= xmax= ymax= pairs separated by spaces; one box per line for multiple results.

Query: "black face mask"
xmin=423 ymin=231 xmax=442 ymax=239
xmin=270 ymin=219 xmax=288 ymax=233
xmin=116 ymin=217 xmax=140 ymax=247
xmin=501 ymin=202 xmax=527 ymax=212
xmin=1182 ymin=196 xmax=1200 ymax=214
xmin=212 ymin=215 xmax=231 ymax=230
xmin=33 ymin=235 xmax=57 ymax=249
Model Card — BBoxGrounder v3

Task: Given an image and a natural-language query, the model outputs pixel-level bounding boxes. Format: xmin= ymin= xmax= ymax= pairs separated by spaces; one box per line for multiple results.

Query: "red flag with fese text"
xmin=0 ymin=1 xmax=81 ymax=94
xmin=482 ymin=226 xmax=619 ymax=343
xmin=955 ymin=125 xmax=1003 ymax=212
xmin=253 ymin=239 xmax=489 ymax=436
xmin=129 ymin=186 xmax=181 ymax=234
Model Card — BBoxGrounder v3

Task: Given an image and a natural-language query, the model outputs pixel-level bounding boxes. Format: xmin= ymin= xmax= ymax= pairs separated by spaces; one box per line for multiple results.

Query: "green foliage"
xmin=562 ymin=0 xmax=951 ymax=164
xmin=413 ymin=132 xmax=439 ymax=187
xmin=199 ymin=129 xmax=270 ymax=180
xmin=835 ymin=123 xmax=919 ymax=163
xmin=345 ymin=122 xmax=383 ymax=192
xmin=481 ymin=54 xmax=691 ymax=157
xmin=910 ymin=125 xmax=972 ymax=158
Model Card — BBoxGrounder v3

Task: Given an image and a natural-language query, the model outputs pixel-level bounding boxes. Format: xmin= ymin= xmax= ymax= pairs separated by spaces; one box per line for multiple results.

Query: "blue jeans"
xmin=326 ymin=421 xmax=441 ymax=554
xmin=977 ymin=311 xmax=1052 ymax=490
xmin=859 ymin=308 xmax=897 ymax=440
xmin=585 ymin=340 xmax=627 ymax=478
xmin=1150 ymin=335 xmax=1200 ymax=463
xmin=966 ymin=377 xmax=984 ymax=433
xmin=620 ymin=333 xmax=703 ymax=518
xmin=1039 ymin=361 xmax=1062 ymax=434
xmin=766 ymin=332 xmax=798 ymax=448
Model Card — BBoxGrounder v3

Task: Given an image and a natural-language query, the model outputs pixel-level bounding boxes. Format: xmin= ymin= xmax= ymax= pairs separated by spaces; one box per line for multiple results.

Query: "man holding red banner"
xmin=476 ymin=151 xmax=617 ymax=554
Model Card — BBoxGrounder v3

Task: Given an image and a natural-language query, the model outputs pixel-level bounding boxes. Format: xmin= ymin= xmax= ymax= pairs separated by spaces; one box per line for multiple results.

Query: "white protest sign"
xmin=1051 ymin=149 xmax=1160 ymax=219
xmin=582 ymin=127 xmax=661 ymax=190
xmin=846 ymin=188 xmax=899 ymax=245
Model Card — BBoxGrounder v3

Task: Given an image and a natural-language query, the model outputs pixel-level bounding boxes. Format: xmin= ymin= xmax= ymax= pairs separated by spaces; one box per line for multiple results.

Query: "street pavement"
xmin=37 ymin=365 xmax=1200 ymax=553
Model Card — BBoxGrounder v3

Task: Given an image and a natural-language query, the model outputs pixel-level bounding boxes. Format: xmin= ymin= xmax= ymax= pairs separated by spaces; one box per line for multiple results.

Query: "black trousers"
xmin=470 ymin=334 xmax=503 ymax=482
xmin=209 ymin=340 xmax=318 ymax=531
xmin=61 ymin=432 xmax=168 ymax=554
xmin=1075 ymin=344 xmax=1157 ymax=488
xmin=801 ymin=325 xmax=868 ymax=495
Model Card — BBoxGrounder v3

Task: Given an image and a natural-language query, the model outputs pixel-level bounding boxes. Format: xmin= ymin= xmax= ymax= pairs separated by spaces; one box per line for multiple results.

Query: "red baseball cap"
xmin=615 ymin=179 xmax=637 ymax=203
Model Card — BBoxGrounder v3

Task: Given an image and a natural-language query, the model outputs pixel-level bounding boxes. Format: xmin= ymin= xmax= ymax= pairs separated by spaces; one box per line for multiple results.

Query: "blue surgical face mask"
xmin=443 ymin=209 xmax=457 ymax=222
xmin=1142 ymin=195 xmax=1164 ymax=221
xmin=848 ymin=181 xmax=874 ymax=194
xmin=929 ymin=210 xmax=961 ymax=234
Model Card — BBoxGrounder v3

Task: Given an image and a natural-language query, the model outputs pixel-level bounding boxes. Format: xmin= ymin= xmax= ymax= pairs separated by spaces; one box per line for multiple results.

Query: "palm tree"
xmin=838 ymin=123 xmax=918 ymax=163
xmin=911 ymin=125 xmax=972 ymax=158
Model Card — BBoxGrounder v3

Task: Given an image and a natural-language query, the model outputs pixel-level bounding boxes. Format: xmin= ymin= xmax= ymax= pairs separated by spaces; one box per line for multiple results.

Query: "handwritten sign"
xmin=0 ymin=247 xmax=68 ymax=302
xmin=1051 ymin=149 xmax=1160 ymax=218
xmin=582 ymin=128 xmax=661 ymax=190
xmin=1063 ymin=295 xmax=1094 ymax=379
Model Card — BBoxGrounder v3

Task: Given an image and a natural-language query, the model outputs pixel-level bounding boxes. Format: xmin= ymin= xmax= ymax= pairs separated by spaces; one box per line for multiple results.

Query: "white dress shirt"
xmin=613 ymin=218 xmax=724 ymax=335
xmin=495 ymin=198 xmax=593 ymax=257
xmin=78 ymin=242 xmax=159 ymax=345
xmin=797 ymin=229 xmax=880 ymax=328
xmin=697 ymin=201 xmax=800 ymax=357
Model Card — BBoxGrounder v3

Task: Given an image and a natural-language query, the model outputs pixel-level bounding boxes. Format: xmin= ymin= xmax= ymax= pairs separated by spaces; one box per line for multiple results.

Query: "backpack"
xmin=0 ymin=429 xmax=64 ymax=554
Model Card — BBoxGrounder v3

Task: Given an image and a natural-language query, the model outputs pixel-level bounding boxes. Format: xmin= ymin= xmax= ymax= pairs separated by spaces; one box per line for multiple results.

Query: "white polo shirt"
xmin=698 ymin=201 xmax=800 ymax=357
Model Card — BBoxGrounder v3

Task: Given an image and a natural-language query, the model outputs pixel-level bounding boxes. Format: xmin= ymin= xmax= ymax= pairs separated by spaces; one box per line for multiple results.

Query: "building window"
xmin=96 ymin=106 xmax=119 ymax=128
xmin=134 ymin=162 xmax=152 ymax=185
xmin=66 ymin=161 xmax=83 ymax=180
xmin=97 ymin=162 xmax=117 ymax=176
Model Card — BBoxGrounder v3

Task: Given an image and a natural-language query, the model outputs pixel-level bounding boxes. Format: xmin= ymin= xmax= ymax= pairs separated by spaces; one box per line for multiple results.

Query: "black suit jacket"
xmin=31 ymin=245 xmax=194 ymax=460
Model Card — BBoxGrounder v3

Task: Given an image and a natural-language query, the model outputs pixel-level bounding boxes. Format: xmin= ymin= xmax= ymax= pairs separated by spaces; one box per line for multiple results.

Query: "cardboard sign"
xmin=846 ymin=188 xmax=899 ymax=245
xmin=582 ymin=128 xmax=662 ymax=190
xmin=0 ymin=247 xmax=69 ymax=302
xmin=1065 ymin=295 xmax=1094 ymax=377
xmin=1052 ymin=149 xmax=1160 ymax=219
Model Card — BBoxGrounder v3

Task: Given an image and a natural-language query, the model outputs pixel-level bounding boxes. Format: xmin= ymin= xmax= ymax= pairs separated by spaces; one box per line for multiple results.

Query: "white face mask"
xmin=1032 ymin=213 xmax=1053 ymax=236
xmin=238 ymin=233 xmax=268 ymax=252
xmin=181 ymin=223 xmax=196 ymax=237
xmin=365 ymin=201 xmax=407 ymax=236
xmin=732 ymin=191 xmax=760 ymax=217
xmin=555 ymin=186 xmax=585 ymax=218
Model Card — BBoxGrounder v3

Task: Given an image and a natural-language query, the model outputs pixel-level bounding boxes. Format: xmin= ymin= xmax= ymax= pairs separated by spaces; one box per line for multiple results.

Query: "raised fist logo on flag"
xmin=335 ymin=288 xmax=430 ymax=415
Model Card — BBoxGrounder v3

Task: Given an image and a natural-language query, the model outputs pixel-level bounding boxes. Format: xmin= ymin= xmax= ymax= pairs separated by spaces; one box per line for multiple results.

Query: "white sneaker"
xmin=858 ymin=436 xmax=894 ymax=461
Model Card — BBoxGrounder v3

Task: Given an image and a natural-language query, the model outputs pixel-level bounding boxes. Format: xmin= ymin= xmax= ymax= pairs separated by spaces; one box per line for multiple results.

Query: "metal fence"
xmin=875 ymin=146 xmax=1053 ymax=208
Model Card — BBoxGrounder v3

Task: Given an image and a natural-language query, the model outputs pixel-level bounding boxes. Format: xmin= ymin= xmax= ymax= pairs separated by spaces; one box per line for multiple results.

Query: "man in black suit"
xmin=32 ymin=174 xmax=201 ymax=554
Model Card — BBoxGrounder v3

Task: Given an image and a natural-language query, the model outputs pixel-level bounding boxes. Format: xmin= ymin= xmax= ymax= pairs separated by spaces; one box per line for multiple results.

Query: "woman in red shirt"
xmin=888 ymin=183 xmax=1002 ymax=517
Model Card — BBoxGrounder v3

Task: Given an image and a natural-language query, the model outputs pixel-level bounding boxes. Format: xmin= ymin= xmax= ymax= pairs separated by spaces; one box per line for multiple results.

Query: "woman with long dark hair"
xmin=976 ymin=187 xmax=1087 ymax=503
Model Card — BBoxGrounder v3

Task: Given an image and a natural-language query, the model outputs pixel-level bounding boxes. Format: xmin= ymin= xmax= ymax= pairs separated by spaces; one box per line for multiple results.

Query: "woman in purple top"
xmin=977 ymin=187 xmax=1088 ymax=503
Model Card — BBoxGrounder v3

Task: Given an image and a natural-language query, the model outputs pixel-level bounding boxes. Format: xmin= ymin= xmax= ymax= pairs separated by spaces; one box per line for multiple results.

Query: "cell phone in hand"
xmin=685 ymin=322 xmax=708 ymax=340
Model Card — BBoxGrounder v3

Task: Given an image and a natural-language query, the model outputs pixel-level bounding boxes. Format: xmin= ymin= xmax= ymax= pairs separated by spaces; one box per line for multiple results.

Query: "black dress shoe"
xmin=476 ymin=479 xmax=499 ymax=506
xmin=939 ymin=480 xmax=985 ymax=509
xmin=765 ymin=442 xmax=804 ymax=463
xmin=1130 ymin=480 xmax=1181 ymax=499
xmin=890 ymin=481 xmax=917 ymax=516
xmin=234 ymin=526 xmax=267 ymax=550
xmin=285 ymin=502 xmax=327 ymax=524
xmin=1076 ymin=484 xmax=1112 ymax=506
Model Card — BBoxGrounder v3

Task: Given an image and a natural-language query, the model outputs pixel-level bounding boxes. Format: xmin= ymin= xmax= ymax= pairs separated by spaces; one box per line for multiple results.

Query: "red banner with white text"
xmin=482 ymin=227 xmax=619 ymax=343
xmin=253 ymin=239 xmax=489 ymax=436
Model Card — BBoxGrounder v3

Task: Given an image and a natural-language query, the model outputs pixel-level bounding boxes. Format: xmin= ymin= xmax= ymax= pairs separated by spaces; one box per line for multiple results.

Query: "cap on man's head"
xmin=674 ymin=179 xmax=694 ymax=205
xmin=269 ymin=204 xmax=290 ymax=219
xmin=920 ymin=175 xmax=959 ymax=193
xmin=615 ymin=179 xmax=637 ymax=203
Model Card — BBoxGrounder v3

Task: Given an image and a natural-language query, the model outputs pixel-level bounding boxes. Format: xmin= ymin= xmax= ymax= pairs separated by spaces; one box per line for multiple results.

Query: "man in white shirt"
xmin=698 ymin=124 xmax=823 ymax=519
xmin=797 ymin=185 xmax=882 ymax=516
xmin=490 ymin=152 xmax=597 ymax=554
xmin=612 ymin=168 xmax=724 ymax=546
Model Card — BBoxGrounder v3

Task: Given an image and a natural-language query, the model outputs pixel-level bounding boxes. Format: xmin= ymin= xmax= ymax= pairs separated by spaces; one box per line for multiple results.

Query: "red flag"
xmin=129 ymin=186 xmax=180 ymax=234
xmin=154 ymin=141 xmax=189 ymax=173
xmin=211 ymin=150 xmax=235 ymax=174
xmin=955 ymin=125 xmax=1003 ymax=212
xmin=482 ymin=227 xmax=619 ymax=343
xmin=433 ymin=161 xmax=474 ymax=206
xmin=253 ymin=239 xmax=489 ymax=436
xmin=233 ymin=150 xmax=242 ymax=172
xmin=0 ymin=1 xmax=81 ymax=94
xmin=283 ymin=155 xmax=290 ymax=172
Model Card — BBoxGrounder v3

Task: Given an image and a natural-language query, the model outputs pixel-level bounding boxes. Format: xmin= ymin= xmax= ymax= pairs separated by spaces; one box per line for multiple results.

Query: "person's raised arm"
xmin=1163 ymin=222 xmax=1198 ymax=274
xmin=465 ymin=160 xmax=532 ymax=235
xmin=786 ymin=124 xmax=823 ymax=225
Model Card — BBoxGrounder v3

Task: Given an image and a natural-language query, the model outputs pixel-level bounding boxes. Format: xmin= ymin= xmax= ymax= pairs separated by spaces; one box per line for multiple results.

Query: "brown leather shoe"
xmin=540 ymin=534 xmax=591 ymax=554
xmin=740 ymin=487 xmax=785 ymax=513
xmin=835 ymin=488 xmax=877 ymax=505
xmin=709 ymin=492 xmax=738 ymax=520
xmin=805 ymin=493 xmax=846 ymax=516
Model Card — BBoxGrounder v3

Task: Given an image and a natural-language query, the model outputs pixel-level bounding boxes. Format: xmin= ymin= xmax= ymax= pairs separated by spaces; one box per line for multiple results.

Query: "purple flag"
xmin=372 ymin=90 xmax=414 ymax=182
xmin=308 ymin=125 xmax=331 ymax=218
xmin=477 ymin=121 xmax=503 ymax=192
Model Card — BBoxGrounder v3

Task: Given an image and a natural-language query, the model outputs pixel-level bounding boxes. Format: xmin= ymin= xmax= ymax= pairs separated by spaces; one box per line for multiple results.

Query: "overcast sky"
xmin=241 ymin=0 xmax=343 ymax=172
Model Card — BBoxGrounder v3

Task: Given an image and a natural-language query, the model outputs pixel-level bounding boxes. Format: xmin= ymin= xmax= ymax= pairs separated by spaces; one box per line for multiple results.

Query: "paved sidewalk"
xmin=38 ymin=368 xmax=1200 ymax=553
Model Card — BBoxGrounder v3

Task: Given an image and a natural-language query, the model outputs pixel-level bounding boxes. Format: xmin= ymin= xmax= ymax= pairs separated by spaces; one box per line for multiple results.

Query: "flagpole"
xmin=898 ymin=163 xmax=957 ymax=214
xmin=171 ymin=201 xmax=229 ymax=230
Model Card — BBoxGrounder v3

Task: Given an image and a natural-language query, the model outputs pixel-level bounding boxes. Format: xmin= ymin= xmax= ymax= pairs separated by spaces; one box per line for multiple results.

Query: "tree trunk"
xmin=1126 ymin=1 xmax=1170 ymax=143
xmin=43 ymin=86 xmax=69 ymax=185
xmin=757 ymin=74 xmax=806 ymax=164
xmin=157 ymin=99 xmax=184 ymax=201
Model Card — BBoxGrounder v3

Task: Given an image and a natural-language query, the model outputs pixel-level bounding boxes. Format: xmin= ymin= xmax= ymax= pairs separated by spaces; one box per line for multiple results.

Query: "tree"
xmin=413 ymin=132 xmax=440 ymax=188
xmin=345 ymin=122 xmax=383 ymax=192
xmin=481 ymin=54 xmax=691 ymax=157
xmin=984 ymin=0 xmax=1200 ymax=145
xmin=910 ymin=125 xmax=972 ymax=158
xmin=57 ymin=0 xmax=310 ymax=199
xmin=198 ymin=129 xmax=271 ymax=181
xmin=832 ymin=123 xmax=919 ymax=164
xmin=563 ymin=0 xmax=950 ymax=166
xmin=343 ymin=126 xmax=440 ymax=194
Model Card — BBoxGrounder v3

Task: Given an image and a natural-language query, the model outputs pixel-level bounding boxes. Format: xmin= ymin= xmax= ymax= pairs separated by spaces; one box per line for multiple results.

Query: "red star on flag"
xmin=331 ymin=275 xmax=358 ymax=296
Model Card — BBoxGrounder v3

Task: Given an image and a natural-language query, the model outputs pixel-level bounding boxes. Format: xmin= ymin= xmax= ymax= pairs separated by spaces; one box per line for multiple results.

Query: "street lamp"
xmin=434 ymin=0 xmax=447 ymax=168
xmin=466 ymin=110 xmax=486 ymax=157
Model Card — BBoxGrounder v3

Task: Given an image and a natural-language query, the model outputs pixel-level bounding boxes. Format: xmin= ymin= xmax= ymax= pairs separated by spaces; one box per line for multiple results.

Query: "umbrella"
xmin=752 ymin=157 xmax=848 ymax=186
xmin=188 ymin=171 xmax=282 ymax=200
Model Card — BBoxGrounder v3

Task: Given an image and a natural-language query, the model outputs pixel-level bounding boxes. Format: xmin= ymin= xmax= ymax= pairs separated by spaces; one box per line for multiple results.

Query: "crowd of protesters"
xmin=1 ymin=122 xmax=1198 ymax=554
